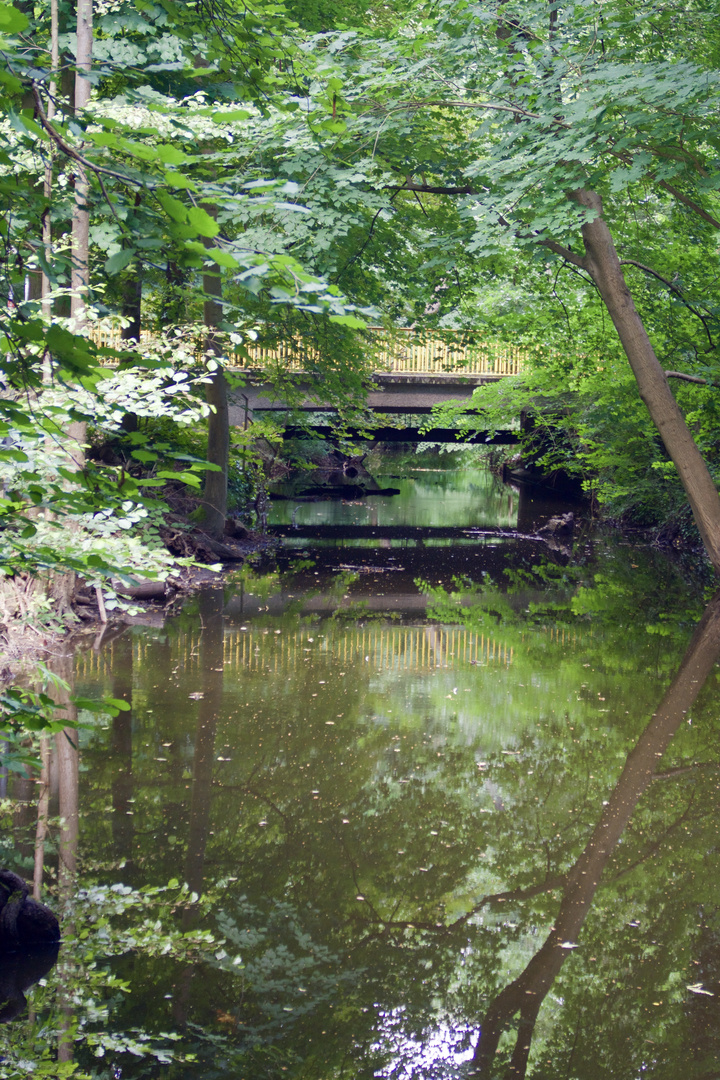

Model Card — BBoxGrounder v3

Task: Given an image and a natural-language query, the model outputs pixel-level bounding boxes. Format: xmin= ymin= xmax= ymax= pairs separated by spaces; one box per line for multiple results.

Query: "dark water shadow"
xmin=470 ymin=589 xmax=720 ymax=1077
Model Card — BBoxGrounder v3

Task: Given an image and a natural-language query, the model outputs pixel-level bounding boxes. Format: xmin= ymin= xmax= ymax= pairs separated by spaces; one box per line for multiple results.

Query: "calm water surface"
xmin=3 ymin=451 xmax=720 ymax=1079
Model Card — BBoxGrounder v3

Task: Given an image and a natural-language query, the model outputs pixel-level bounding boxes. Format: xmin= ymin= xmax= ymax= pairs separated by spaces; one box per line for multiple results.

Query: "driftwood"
xmin=117 ymin=610 xmax=167 ymax=628
xmin=192 ymin=532 xmax=247 ymax=561
xmin=113 ymin=580 xmax=169 ymax=601
xmin=538 ymin=512 xmax=575 ymax=537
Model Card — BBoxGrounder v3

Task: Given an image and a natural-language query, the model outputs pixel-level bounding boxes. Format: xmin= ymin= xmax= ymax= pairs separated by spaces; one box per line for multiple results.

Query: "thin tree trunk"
xmin=41 ymin=0 xmax=59 ymax=326
xmin=201 ymin=236 xmax=229 ymax=540
xmin=33 ymin=736 xmax=51 ymax=901
xmin=121 ymin=192 xmax=143 ymax=343
xmin=573 ymin=188 xmax=720 ymax=572
xmin=120 ymin=271 xmax=142 ymax=343
xmin=70 ymin=0 xmax=92 ymax=329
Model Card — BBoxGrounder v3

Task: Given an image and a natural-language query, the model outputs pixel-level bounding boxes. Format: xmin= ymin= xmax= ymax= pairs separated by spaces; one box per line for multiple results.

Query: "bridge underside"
xmin=279 ymin=424 xmax=517 ymax=444
xmin=228 ymin=371 xmax=516 ymax=442
xmin=229 ymin=371 xmax=501 ymax=417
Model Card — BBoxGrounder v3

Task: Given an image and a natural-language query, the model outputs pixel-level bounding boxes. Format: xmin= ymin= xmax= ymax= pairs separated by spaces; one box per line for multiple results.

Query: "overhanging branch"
xmin=30 ymin=82 xmax=148 ymax=189
xmin=665 ymin=370 xmax=720 ymax=389
xmin=621 ymin=258 xmax=716 ymax=351
xmin=539 ymin=238 xmax=587 ymax=269
xmin=398 ymin=181 xmax=475 ymax=196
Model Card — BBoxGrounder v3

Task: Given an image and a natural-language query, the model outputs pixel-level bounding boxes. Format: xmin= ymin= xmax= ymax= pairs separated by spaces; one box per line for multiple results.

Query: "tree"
xmin=246 ymin=0 xmax=720 ymax=566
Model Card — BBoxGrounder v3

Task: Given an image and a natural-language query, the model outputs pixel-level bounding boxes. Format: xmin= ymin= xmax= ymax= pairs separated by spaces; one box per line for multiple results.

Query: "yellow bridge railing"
xmin=89 ymin=326 xmax=526 ymax=377
xmin=246 ymin=328 xmax=525 ymax=376
xmin=76 ymin=624 xmax=515 ymax=681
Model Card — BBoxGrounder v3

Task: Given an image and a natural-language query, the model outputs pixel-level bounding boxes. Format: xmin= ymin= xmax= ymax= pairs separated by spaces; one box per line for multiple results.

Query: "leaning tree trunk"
xmin=574 ymin=188 xmax=720 ymax=573
xmin=200 ymin=244 xmax=229 ymax=540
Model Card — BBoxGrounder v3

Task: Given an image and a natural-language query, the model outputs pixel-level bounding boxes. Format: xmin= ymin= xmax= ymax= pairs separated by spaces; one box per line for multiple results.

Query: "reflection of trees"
xmin=470 ymin=590 xmax=720 ymax=1078
xmin=110 ymin=633 xmax=135 ymax=873
xmin=174 ymin=588 xmax=225 ymax=1027
xmin=51 ymin=649 xmax=80 ymax=1067
xmin=62 ymin=565 xmax=720 ymax=1079
xmin=184 ymin=588 xmax=224 ymax=896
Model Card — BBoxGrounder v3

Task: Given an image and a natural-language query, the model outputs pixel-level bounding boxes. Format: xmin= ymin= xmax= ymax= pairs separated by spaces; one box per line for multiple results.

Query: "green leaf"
xmin=329 ymin=314 xmax=367 ymax=328
xmin=155 ymin=143 xmax=189 ymax=165
xmin=0 ymin=4 xmax=29 ymax=32
xmin=212 ymin=109 xmax=250 ymax=123
xmin=157 ymin=190 xmax=187 ymax=223
xmin=164 ymin=171 xmax=198 ymax=191
xmin=187 ymin=206 xmax=220 ymax=238
xmin=105 ymin=248 xmax=136 ymax=274
xmin=204 ymin=246 xmax=240 ymax=269
xmin=105 ymin=697 xmax=131 ymax=711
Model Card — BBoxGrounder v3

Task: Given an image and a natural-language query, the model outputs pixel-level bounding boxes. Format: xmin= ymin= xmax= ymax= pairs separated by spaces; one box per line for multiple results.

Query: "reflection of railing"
xmin=224 ymin=627 xmax=513 ymax=672
xmin=88 ymin=327 xmax=525 ymax=377
xmin=76 ymin=625 xmax=516 ymax=679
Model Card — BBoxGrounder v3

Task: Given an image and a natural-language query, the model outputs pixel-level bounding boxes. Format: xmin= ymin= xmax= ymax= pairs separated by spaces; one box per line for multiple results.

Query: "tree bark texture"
xmin=41 ymin=0 xmax=59 ymax=325
xmin=573 ymin=188 xmax=720 ymax=573
xmin=201 ymin=247 xmax=229 ymax=540
xmin=70 ymin=0 xmax=92 ymax=327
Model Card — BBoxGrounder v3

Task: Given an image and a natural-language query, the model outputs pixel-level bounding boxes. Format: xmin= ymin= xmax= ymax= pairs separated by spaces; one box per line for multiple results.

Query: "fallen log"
xmin=112 ymin=580 xmax=169 ymax=601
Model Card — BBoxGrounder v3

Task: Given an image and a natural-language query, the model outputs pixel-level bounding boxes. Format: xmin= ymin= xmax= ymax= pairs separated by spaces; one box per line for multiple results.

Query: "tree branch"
xmin=653 ymin=760 xmax=720 ymax=780
xmin=398 ymin=181 xmax=475 ymax=196
xmin=665 ymin=370 xmax=720 ymax=389
xmin=378 ymin=98 xmax=571 ymax=129
xmin=30 ymin=82 xmax=149 ymax=189
xmin=658 ymin=179 xmax=720 ymax=230
xmin=603 ymin=145 xmax=720 ymax=230
xmin=621 ymin=258 xmax=716 ymax=351
xmin=539 ymin=238 xmax=587 ymax=269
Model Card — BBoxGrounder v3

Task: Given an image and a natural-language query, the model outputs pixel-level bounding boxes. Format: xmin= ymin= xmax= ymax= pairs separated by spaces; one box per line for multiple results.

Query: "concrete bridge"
xmin=228 ymin=373 xmax=519 ymax=443
xmin=227 ymin=329 xmax=524 ymax=427
xmin=92 ymin=325 xmax=525 ymax=439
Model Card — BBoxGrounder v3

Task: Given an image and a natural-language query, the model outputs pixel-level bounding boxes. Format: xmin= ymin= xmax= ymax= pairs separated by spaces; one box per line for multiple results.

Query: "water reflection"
xmin=471 ymin=589 xmax=720 ymax=1077
xmin=3 ymin=461 xmax=720 ymax=1079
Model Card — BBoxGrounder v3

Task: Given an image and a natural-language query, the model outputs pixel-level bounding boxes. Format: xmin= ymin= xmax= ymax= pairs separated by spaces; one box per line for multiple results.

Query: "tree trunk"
xmin=201 ymin=241 xmax=229 ymax=540
xmin=574 ymin=188 xmax=720 ymax=573
xmin=121 ymin=193 xmax=143 ymax=342
xmin=41 ymin=0 xmax=59 ymax=326
xmin=70 ymin=0 xmax=92 ymax=329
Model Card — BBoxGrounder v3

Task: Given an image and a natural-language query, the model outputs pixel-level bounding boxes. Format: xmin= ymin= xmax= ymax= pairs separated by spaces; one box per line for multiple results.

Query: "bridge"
xmin=91 ymin=326 xmax=525 ymax=437
xmin=230 ymin=329 xmax=523 ymax=425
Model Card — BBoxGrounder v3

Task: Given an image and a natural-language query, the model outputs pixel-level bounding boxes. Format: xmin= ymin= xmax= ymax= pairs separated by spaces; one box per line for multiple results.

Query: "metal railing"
xmin=89 ymin=326 xmax=525 ymax=377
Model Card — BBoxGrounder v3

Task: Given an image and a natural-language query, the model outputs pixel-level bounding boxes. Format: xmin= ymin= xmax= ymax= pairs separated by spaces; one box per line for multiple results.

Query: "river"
xmin=2 ymin=448 xmax=719 ymax=1079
